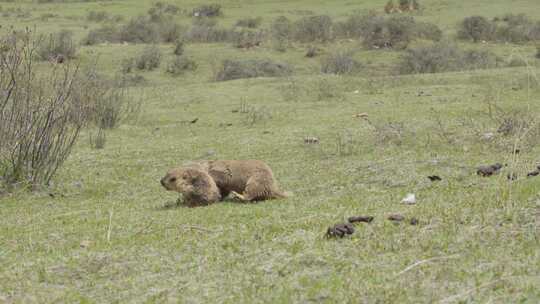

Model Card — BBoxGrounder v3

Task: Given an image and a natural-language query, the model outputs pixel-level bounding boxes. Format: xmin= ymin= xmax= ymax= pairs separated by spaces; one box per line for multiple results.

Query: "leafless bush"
xmin=457 ymin=16 xmax=496 ymax=42
xmin=185 ymin=18 xmax=232 ymax=43
xmin=173 ymin=38 xmax=184 ymax=56
xmin=192 ymin=4 xmax=222 ymax=17
xmin=235 ymin=17 xmax=262 ymax=28
xmin=166 ymin=56 xmax=198 ymax=76
xmin=89 ymin=128 xmax=106 ymax=149
xmin=231 ymin=29 xmax=265 ymax=49
xmin=214 ymin=59 xmax=292 ymax=81
xmin=37 ymin=30 xmax=77 ymax=61
xmin=336 ymin=13 xmax=440 ymax=48
xmin=135 ymin=45 xmax=162 ymax=71
xmin=294 ymin=15 xmax=334 ymax=43
xmin=0 ymin=32 xmax=86 ymax=188
xmin=270 ymin=16 xmax=293 ymax=51
xmin=398 ymin=41 xmax=499 ymax=74
xmin=321 ymin=51 xmax=362 ymax=75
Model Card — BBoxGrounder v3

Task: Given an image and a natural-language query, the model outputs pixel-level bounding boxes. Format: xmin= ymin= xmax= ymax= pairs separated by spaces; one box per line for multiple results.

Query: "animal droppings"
xmin=427 ymin=175 xmax=442 ymax=182
xmin=476 ymin=163 xmax=503 ymax=177
xmin=326 ymin=223 xmax=355 ymax=238
xmin=388 ymin=214 xmax=405 ymax=222
xmin=348 ymin=216 xmax=374 ymax=223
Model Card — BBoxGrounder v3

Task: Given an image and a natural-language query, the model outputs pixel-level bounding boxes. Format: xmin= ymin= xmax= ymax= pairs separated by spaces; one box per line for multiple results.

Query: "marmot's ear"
xmin=191 ymin=175 xmax=201 ymax=185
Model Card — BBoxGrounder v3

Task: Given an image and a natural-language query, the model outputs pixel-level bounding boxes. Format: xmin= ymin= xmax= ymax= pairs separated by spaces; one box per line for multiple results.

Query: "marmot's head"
xmin=161 ymin=168 xmax=203 ymax=193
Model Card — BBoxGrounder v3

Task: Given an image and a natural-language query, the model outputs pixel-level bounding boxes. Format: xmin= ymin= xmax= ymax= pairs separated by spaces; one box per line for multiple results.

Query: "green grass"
xmin=1 ymin=0 xmax=540 ymax=303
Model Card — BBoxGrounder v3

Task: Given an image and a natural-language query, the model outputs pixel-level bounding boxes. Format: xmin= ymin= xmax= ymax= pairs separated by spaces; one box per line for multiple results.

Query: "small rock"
xmin=409 ymin=217 xmax=419 ymax=225
xmin=80 ymin=240 xmax=91 ymax=248
xmin=353 ymin=90 xmax=360 ymax=94
xmin=401 ymin=193 xmax=416 ymax=205
xmin=348 ymin=216 xmax=374 ymax=223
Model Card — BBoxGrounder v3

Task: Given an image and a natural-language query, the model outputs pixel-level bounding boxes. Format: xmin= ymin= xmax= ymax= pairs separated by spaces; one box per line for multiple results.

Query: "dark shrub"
xmin=38 ymin=30 xmax=76 ymax=61
xmin=305 ymin=45 xmax=321 ymax=58
xmin=135 ymin=45 xmax=162 ymax=71
xmin=119 ymin=16 xmax=159 ymax=43
xmin=235 ymin=17 xmax=262 ymax=28
xmin=166 ymin=56 xmax=198 ymax=76
xmin=398 ymin=41 xmax=499 ymax=74
xmin=215 ymin=59 xmax=292 ymax=81
xmin=120 ymin=58 xmax=136 ymax=73
xmin=294 ymin=15 xmax=333 ymax=43
xmin=414 ymin=21 xmax=442 ymax=41
xmin=86 ymin=10 xmax=110 ymax=22
xmin=185 ymin=18 xmax=231 ymax=42
xmin=457 ymin=16 xmax=496 ymax=42
xmin=321 ymin=51 xmax=362 ymax=75
xmin=82 ymin=25 xmax=119 ymax=45
xmin=192 ymin=4 xmax=222 ymax=17
xmin=173 ymin=39 xmax=184 ymax=56
xmin=536 ymin=46 xmax=540 ymax=59
xmin=231 ymin=29 xmax=265 ymax=48
xmin=270 ymin=16 xmax=293 ymax=51
xmin=361 ymin=15 xmax=415 ymax=49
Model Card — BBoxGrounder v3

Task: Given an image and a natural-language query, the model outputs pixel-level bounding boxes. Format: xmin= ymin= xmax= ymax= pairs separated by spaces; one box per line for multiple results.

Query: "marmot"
xmin=160 ymin=167 xmax=221 ymax=207
xmin=203 ymin=160 xmax=288 ymax=202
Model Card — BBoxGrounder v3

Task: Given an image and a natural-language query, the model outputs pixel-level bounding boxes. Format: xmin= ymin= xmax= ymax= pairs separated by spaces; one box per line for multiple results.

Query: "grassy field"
xmin=1 ymin=0 xmax=540 ymax=303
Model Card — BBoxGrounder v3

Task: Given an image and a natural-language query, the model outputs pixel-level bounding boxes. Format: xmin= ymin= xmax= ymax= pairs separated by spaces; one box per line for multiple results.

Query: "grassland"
xmin=1 ymin=0 xmax=539 ymax=303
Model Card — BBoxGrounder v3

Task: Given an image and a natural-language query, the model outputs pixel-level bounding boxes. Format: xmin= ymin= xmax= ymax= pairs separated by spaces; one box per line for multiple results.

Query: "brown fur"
xmin=161 ymin=167 xmax=221 ymax=207
xmin=203 ymin=160 xmax=288 ymax=202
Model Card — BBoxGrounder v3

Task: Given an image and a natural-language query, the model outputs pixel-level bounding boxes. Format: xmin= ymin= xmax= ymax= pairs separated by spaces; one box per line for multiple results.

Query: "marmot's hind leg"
xmin=230 ymin=176 xmax=275 ymax=202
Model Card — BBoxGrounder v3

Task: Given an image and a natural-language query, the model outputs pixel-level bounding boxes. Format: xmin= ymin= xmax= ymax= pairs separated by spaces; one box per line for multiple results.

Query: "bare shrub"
xmin=270 ymin=16 xmax=293 ymax=51
xmin=336 ymin=13 xmax=440 ymax=47
xmin=293 ymin=15 xmax=333 ymax=43
xmin=37 ymin=30 xmax=76 ymax=61
xmin=89 ymin=128 xmax=106 ymax=149
xmin=231 ymin=29 xmax=265 ymax=49
xmin=185 ymin=18 xmax=231 ymax=43
xmin=0 ymin=32 xmax=88 ymax=188
xmin=305 ymin=45 xmax=321 ymax=58
xmin=86 ymin=10 xmax=110 ymax=22
xmin=83 ymin=13 xmax=185 ymax=45
xmin=235 ymin=17 xmax=262 ymax=28
xmin=457 ymin=16 xmax=496 ymax=42
xmin=173 ymin=38 xmax=184 ymax=56
xmin=215 ymin=59 xmax=292 ymax=81
xmin=82 ymin=25 xmax=119 ymax=45
xmin=119 ymin=15 xmax=160 ymax=43
xmin=166 ymin=56 xmax=198 ymax=76
xmin=321 ymin=51 xmax=362 ymax=75
xmin=192 ymin=4 xmax=222 ymax=17
xmin=398 ymin=41 xmax=499 ymax=74
xmin=414 ymin=21 xmax=442 ymax=41
xmin=135 ymin=45 xmax=162 ymax=71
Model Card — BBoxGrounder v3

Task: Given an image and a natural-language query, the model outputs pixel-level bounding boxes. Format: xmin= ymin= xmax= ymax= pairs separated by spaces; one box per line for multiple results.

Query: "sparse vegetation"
xmin=192 ymin=4 xmax=222 ymax=18
xmin=37 ymin=30 xmax=76 ymax=61
xmin=321 ymin=51 xmax=362 ymax=75
xmin=166 ymin=56 xmax=198 ymax=76
xmin=235 ymin=17 xmax=262 ymax=28
xmin=134 ymin=45 xmax=162 ymax=70
xmin=293 ymin=15 xmax=334 ymax=43
xmin=215 ymin=59 xmax=292 ymax=81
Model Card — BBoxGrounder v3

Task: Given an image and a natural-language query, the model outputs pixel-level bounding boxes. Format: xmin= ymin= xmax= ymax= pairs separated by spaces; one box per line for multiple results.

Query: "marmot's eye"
xmin=169 ymin=177 xmax=177 ymax=183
